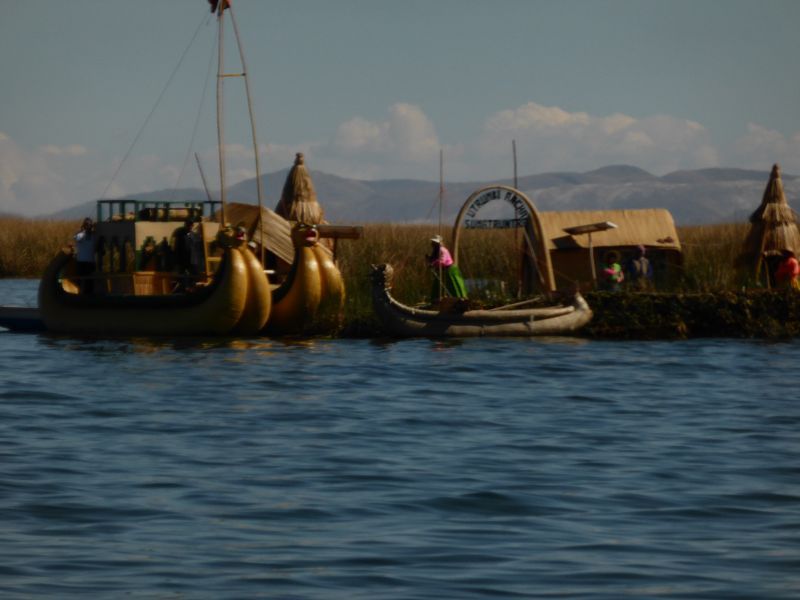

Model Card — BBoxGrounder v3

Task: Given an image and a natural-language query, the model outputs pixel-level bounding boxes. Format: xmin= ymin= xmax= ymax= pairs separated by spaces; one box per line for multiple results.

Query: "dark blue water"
xmin=1 ymin=280 xmax=799 ymax=599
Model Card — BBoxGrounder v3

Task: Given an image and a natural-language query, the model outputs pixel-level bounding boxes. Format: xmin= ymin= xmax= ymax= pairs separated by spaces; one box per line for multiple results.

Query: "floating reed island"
xmin=5 ymin=163 xmax=800 ymax=339
xmin=3 ymin=218 xmax=800 ymax=339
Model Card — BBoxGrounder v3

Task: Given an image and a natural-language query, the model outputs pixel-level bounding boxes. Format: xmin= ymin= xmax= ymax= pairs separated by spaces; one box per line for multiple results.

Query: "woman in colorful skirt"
xmin=428 ymin=235 xmax=468 ymax=304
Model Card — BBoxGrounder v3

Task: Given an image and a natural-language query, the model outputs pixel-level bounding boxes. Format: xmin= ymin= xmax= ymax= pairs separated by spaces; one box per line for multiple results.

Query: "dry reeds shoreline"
xmin=0 ymin=216 xmax=753 ymax=295
xmin=5 ymin=216 xmax=795 ymax=338
xmin=0 ymin=217 xmax=78 ymax=279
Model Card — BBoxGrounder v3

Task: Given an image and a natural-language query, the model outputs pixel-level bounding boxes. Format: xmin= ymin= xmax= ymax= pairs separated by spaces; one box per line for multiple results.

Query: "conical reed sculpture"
xmin=275 ymin=153 xmax=324 ymax=224
xmin=738 ymin=163 xmax=800 ymax=281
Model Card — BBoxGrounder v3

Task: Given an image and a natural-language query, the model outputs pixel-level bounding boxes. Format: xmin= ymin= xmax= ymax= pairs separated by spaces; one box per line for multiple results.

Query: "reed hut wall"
xmin=537 ymin=209 xmax=682 ymax=290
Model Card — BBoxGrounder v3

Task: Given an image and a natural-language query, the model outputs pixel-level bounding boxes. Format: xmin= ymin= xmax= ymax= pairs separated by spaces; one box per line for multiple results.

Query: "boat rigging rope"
xmin=99 ymin=13 xmax=210 ymax=203
xmin=170 ymin=30 xmax=217 ymax=201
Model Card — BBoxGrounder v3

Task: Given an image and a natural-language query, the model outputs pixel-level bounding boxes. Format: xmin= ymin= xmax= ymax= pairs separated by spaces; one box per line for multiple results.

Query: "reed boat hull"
xmin=0 ymin=306 xmax=45 ymax=332
xmin=232 ymin=246 xmax=272 ymax=335
xmin=264 ymin=225 xmax=345 ymax=335
xmin=371 ymin=264 xmax=593 ymax=337
xmin=38 ymin=246 xmax=270 ymax=336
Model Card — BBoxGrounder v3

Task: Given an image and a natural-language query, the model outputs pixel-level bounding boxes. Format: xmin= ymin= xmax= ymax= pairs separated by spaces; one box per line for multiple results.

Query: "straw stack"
xmin=275 ymin=153 xmax=324 ymax=224
xmin=738 ymin=163 xmax=800 ymax=277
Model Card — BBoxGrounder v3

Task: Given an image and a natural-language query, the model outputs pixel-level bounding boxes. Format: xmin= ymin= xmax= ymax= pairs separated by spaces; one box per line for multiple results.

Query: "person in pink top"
xmin=427 ymin=235 xmax=468 ymax=304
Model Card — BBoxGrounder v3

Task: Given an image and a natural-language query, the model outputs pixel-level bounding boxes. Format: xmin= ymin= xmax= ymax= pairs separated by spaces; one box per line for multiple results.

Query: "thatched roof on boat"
xmin=538 ymin=209 xmax=681 ymax=252
xmin=274 ymin=153 xmax=325 ymax=224
xmin=738 ymin=164 xmax=800 ymax=271
xmin=222 ymin=202 xmax=294 ymax=264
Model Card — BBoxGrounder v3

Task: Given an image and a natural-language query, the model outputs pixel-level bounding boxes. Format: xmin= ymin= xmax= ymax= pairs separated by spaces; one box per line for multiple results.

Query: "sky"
xmin=2 ymin=0 xmax=800 ymax=216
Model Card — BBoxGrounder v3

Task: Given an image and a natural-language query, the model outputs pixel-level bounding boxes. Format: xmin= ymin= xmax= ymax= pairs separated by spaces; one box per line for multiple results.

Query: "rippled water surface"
xmin=1 ymin=280 xmax=799 ymax=598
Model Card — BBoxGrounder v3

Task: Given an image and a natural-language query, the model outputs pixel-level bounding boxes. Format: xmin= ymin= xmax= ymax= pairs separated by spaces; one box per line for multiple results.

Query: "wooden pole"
xmin=228 ymin=3 xmax=265 ymax=264
xmin=216 ymin=6 xmax=227 ymax=224
xmin=513 ymin=139 xmax=518 ymax=190
xmin=195 ymin=153 xmax=213 ymax=203
xmin=438 ymin=149 xmax=444 ymax=302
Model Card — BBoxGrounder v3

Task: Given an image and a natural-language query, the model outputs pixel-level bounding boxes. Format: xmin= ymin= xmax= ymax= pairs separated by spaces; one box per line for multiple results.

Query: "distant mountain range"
xmin=43 ymin=165 xmax=799 ymax=226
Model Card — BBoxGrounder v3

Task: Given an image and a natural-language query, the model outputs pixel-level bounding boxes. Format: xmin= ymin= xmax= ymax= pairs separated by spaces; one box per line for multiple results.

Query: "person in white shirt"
xmin=74 ymin=217 xmax=96 ymax=294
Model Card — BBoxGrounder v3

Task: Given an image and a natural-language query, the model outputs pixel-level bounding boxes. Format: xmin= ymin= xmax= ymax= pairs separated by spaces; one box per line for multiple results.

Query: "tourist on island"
xmin=774 ymin=249 xmax=800 ymax=290
xmin=626 ymin=245 xmax=653 ymax=290
xmin=601 ymin=250 xmax=624 ymax=291
xmin=427 ymin=235 xmax=468 ymax=305
xmin=74 ymin=217 xmax=96 ymax=294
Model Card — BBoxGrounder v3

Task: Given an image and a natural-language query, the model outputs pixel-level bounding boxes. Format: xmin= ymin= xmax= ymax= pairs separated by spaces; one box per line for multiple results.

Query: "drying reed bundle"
xmin=738 ymin=163 xmax=800 ymax=280
xmin=274 ymin=153 xmax=324 ymax=224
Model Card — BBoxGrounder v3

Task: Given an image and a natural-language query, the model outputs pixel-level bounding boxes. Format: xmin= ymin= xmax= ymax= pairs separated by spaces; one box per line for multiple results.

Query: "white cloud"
xmin=331 ymin=103 xmax=440 ymax=167
xmin=334 ymin=117 xmax=385 ymax=153
xmin=475 ymin=102 xmax=720 ymax=176
xmin=42 ymin=144 xmax=87 ymax=157
xmin=486 ymin=102 xmax=591 ymax=131
xmin=729 ymin=123 xmax=800 ymax=172
xmin=0 ymin=133 xmax=67 ymax=215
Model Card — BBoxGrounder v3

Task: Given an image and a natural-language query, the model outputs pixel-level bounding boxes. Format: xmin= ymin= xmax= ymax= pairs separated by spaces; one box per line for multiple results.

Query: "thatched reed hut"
xmin=537 ymin=208 xmax=682 ymax=291
xmin=738 ymin=163 xmax=800 ymax=285
xmin=274 ymin=152 xmax=325 ymax=225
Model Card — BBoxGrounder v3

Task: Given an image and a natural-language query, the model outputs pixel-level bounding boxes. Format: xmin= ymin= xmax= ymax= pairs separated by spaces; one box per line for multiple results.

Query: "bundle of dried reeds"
xmin=274 ymin=153 xmax=324 ymax=224
xmin=738 ymin=164 xmax=800 ymax=275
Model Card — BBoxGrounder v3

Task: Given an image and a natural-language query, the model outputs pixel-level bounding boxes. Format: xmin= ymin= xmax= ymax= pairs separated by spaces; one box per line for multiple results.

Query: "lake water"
xmin=1 ymin=279 xmax=799 ymax=599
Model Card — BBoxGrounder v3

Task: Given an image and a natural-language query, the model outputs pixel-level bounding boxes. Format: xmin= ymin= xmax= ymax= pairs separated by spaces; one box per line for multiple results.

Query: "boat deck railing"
xmin=96 ymin=199 xmax=223 ymax=223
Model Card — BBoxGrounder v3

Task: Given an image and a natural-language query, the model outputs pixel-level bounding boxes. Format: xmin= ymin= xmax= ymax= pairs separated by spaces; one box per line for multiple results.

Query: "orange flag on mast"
xmin=208 ymin=0 xmax=230 ymax=13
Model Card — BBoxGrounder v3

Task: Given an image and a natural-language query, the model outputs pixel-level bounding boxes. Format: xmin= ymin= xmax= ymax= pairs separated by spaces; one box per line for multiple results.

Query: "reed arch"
xmin=451 ymin=185 xmax=555 ymax=293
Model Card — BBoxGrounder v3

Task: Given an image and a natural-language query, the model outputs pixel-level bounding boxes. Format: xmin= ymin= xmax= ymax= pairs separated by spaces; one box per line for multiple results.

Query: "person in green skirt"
xmin=427 ymin=235 xmax=468 ymax=304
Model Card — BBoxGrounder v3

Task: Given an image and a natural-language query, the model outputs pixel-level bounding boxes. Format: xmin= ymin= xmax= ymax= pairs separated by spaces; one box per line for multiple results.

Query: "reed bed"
xmin=0 ymin=217 xmax=79 ymax=278
xmin=673 ymin=222 xmax=750 ymax=291
xmin=0 ymin=218 xmax=754 ymax=291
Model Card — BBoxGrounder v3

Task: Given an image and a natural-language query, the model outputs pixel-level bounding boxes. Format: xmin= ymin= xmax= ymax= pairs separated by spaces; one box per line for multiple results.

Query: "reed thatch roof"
xmin=274 ymin=153 xmax=325 ymax=224
xmin=538 ymin=209 xmax=681 ymax=252
xmin=223 ymin=202 xmax=293 ymax=264
xmin=738 ymin=163 xmax=800 ymax=271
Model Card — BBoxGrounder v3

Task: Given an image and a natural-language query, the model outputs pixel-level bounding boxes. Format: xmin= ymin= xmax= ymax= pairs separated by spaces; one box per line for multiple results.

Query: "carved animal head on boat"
xmin=291 ymin=223 xmax=320 ymax=248
xmin=215 ymin=223 xmax=245 ymax=248
xmin=370 ymin=263 xmax=394 ymax=290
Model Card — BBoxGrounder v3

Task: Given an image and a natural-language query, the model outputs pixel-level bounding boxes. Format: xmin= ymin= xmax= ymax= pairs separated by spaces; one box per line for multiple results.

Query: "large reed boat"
xmin=4 ymin=1 xmax=356 ymax=337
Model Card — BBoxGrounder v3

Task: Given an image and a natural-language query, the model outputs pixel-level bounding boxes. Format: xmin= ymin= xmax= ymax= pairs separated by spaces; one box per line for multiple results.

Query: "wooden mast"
xmin=227 ymin=2 xmax=266 ymax=263
xmin=215 ymin=3 xmax=227 ymax=224
xmin=438 ymin=149 xmax=444 ymax=301
xmin=214 ymin=1 xmax=266 ymax=261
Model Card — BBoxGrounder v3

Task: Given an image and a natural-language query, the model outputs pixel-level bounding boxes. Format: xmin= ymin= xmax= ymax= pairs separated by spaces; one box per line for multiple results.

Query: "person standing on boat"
xmin=74 ymin=217 xmax=96 ymax=294
xmin=173 ymin=219 xmax=195 ymax=291
xmin=775 ymin=249 xmax=800 ymax=289
xmin=187 ymin=221 xmax=204 ymax=279
xmin=427 ymin=235 xmax=468 ymax=304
